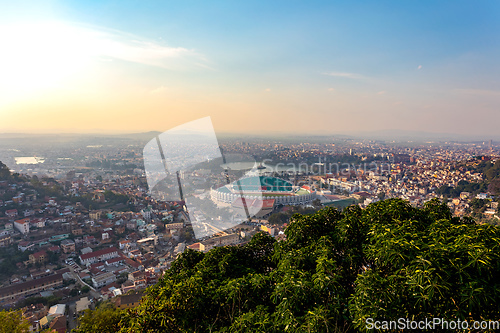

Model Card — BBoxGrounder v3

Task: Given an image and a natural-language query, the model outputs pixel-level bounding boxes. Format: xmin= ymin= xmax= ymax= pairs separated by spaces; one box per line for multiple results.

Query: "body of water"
xmin=222 ymin=161 xmax=307 ymax=172
xmin=15 ymin=157 xmax=45 ymax=164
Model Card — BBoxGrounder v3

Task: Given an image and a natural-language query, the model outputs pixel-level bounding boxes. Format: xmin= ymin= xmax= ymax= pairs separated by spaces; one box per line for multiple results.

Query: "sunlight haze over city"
xmin=0 ymin=1 xmax=499 ymax=136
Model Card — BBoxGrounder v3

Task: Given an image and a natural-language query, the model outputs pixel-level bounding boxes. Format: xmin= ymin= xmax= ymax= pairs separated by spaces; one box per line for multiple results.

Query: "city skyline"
xmin=0 ymin=1 xmax=499 ymax=136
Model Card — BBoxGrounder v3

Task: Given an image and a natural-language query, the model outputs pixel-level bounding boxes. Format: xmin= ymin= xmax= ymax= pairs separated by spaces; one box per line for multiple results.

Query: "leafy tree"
xmin=46 ymin=250 xmax=59 ymax=264
xmin=312 ymin=198 xmax=322 ymax=207
xmin=0 ymin=309 xmax=30 ymax=333
xmin=267 ymin=212 xmax=289 ymax=225
xmin=70 ymin=287 xmax=80 ymax=297
xmin=470 ymin=198 xmax=488 ymax=215
xmin=116 ymin=272 xmax=128 ymax=285
xmin=74 ymin=302 xmax=127 ymax=333
xmin=63 ymin=278 xmax=76 ymax=287
xmin=0 ymin=246 xmax=31 ymax=280
xmin=0 ymin=161 xmax=12 ymax=181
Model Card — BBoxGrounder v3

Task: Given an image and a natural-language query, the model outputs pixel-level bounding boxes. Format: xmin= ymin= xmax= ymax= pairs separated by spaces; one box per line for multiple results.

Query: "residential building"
xmin=92 ymin=271 xmax=116 ymax=288
xmin=5 ymin=209 xmax=18 ymax=218
xmin=60 ymin=239 xmax=76 ymax=254
xmin=14 ymin=218 xmax=30 ymax=235
xmin=0 ymin=234 xmax=12 ymax=247
xmin=18 ymin=241 xmax=34 ymax=252
xmin=29 ymin=251 xmax=47 ymax=265
xmin=80 ymin=246 xmax=119 ymax=265
xmin=165 ymin=222 xmax=184 ymax=230
xmin=89 ymin=211 xmax=102 ymax=220
xmin=0 ymin=273 xmax=63 ymax=305
xmin=114 ymin=292 xmax=144 ymax=309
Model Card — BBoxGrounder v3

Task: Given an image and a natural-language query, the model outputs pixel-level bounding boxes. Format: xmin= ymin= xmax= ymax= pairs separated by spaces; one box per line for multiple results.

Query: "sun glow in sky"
xmin=0 ymin=22 xmax=91 ymax=100
xmin=0 ymin=1 xmax=499 ymax=136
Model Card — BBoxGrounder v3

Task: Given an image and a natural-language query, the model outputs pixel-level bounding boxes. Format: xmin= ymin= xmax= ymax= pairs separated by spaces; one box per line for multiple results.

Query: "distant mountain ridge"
xmin=0 ymin=130 xmax=498 ymax=143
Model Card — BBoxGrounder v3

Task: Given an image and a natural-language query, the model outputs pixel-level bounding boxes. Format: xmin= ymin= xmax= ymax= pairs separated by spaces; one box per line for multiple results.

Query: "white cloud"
xmin=150 ymin=86 xmax=169 ymax=94
xmin=322 ymin=72 xmax=366 ymax=79
xmin=87 ymin=27 xmax=208 ymax=70
xmin=417 ymin=65 xmax=422 ymax=70
xmin=0 ymin=21 xmax=209 ymax=72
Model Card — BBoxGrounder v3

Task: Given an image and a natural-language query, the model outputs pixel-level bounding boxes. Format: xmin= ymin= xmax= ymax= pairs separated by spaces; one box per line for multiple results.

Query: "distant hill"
xmin=0 ymin=130 xmax=498 ymax=144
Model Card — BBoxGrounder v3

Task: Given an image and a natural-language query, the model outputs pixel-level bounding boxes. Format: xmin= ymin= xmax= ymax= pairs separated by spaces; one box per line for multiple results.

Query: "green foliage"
xmin=27 ymin=176 xmax=64 ymax=199
xmin=63 ymin=278 xmax=76 ymax=287
xmin=0 ymin=246 xmax=31 ymax=280
xmin=444 ymin=160 xmax=500 ymax=196
xmin=18 ymin=296 xmax=47 ymax=308
xmin=75 ymin=199 xmax=500 ymax=332
xmin=268 ymin=212 xmax=289 ymax=225
xmin=116 ymin=272 xmax=128 ymax=285
xmin=70 ymin=286 xmax=80 ymax=297
xmin=267 ymin=205 xmax=321 ymax=228
xmin=46 ymin=295 xmax=62 ymax=307
xmin=0 ymin=161 xmax=12 ymax=181
xmin=74 ymin=302 xmax=127 ymax=333
xmin=46 ymin=251 xmax=59 ymax=264
xmin=103 ymin=190 xmax=129 ymax=205
xmin=470 ymin=198 xmax=488 ymax=212
xmin=475 ymin=160 xmax=500 ymax=182
xmin=0 ymin=309 xmax=30 ymax=333
xmin=436 ymin=181 xmax=487 ymax=198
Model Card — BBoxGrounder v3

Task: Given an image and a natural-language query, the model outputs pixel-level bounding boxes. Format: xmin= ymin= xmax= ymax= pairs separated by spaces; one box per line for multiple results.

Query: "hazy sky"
xmin=0 ymin=1 xmax=499 ymax=136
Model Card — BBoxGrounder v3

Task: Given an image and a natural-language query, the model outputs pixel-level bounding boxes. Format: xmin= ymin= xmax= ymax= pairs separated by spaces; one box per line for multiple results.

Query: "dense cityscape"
xmin=1 ymin=0 xmax=499 ymax=331
xmin=0 ymin=134 xmax=499 ymax=331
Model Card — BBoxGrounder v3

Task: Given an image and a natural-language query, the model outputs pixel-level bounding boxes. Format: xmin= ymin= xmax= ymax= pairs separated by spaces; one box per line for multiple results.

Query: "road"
xmin=67 ymin=301 xmax=77 ymax=331
xmin=65 ymin=263 xmax=101 ymax=301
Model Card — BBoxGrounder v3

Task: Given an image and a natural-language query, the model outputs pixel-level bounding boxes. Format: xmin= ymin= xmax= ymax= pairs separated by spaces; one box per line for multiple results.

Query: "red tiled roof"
xmin=124 ymin=257 xmax=141 ymax=268
xmin=90 ymin=262 xmax=105 ymax=270
xmin=353 ymin=191 xmax=371 ymax=197
xmin=0 ymin=273 xmax=63 ymax=297
xmin=101 ymin=282 xmax=120 ymax=294
xmin=80 ymin=247 xmax=118 ymax=260
xmin=188 ymin=243 xmax=201 ymax=250
xmin=32 ymin=250 xmax=46 ymax=258
xmin=261 ymin=199 xmax=275 ymax=208
xmin=106 ymin=257 xmax=123 ymax=264
xmin=48 ymin=315 xmax=66 ymax=333
xmin=232 ymin=198 xmax=275 ymax=209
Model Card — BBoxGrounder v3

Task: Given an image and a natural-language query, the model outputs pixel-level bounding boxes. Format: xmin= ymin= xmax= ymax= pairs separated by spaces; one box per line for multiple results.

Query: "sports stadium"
xmin=210 ymin=176 xmax=316 ymax=209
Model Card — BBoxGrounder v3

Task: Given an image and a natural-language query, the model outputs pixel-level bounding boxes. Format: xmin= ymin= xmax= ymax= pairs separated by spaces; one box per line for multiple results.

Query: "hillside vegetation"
xmin=73 ymin=199 xmax=500 ymax=332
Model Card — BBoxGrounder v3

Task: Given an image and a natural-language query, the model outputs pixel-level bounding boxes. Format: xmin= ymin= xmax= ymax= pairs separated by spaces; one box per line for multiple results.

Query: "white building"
xmin=80 ymin=246 xmax=119 ymax=265
xmin=92 ymin=271 xmax=116 ymax=288
xmin=14 ymin=219 xmax=30 ymax=235
xmin=141 ymin=207 xmax=152 ymax=221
